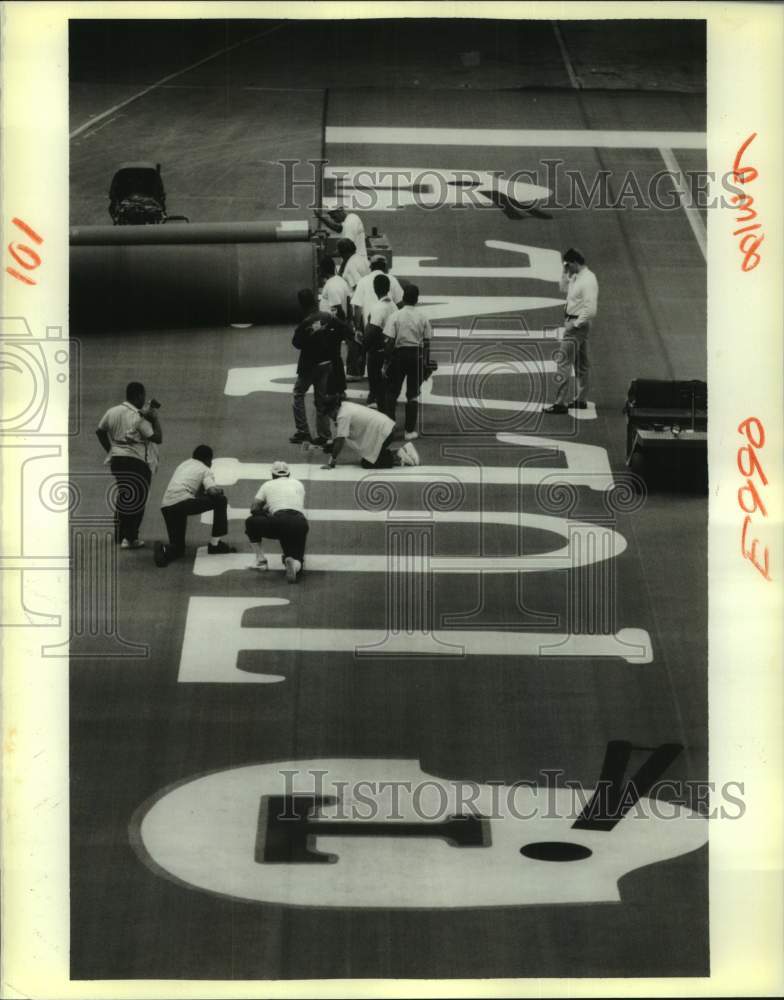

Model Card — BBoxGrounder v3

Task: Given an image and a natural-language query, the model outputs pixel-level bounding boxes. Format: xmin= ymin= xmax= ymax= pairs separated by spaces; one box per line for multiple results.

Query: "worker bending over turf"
xmin=322 ymin=396 xmax=419 ymax=469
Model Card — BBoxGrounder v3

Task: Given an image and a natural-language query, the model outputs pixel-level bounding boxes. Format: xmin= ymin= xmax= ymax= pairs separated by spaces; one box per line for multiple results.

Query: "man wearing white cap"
xmin=245 ymin=461 xmax=309 ymax=583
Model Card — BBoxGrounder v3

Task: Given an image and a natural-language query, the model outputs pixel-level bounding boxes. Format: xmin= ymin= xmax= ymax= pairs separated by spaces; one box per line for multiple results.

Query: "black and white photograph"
xmin=1 ymin=2 xmax=782 ymax=995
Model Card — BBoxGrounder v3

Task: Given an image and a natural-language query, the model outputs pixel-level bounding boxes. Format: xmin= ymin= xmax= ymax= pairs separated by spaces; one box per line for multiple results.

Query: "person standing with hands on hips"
xmin=544 ymin=248 xmax=599 ymax=414
xmin=96 ymin=381 xmax=162 ymax=549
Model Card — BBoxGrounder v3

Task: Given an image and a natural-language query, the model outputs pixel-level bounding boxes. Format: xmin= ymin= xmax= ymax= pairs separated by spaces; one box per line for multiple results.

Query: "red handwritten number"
xmin=730 ymin=134 xmax=764 ymax=272
xmin=737 ymin=416 xmax=765 ymax=449
xmin=737 ymin=444 xmax=768 ymax=486
xmin=737 ymin=417 xmax=771 ymax=581
xmin=6 ymin=217 xmax=43 ymax=285
xmin=732 ymin=134 xmax=759 ymax=184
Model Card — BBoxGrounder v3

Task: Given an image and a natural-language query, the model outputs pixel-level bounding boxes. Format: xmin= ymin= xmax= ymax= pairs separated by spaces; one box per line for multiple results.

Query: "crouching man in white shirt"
xmin=245 ymin=461 xmax=309 ymax=583
xmin=155 ymin=444 xmax=235 ymax=566
xmin=322 ymin=397 xmax=420 ymax=470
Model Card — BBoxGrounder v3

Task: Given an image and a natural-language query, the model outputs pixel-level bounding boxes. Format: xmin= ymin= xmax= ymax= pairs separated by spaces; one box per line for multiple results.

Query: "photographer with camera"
xmin=154 ymin=445 xmax=235 ymax=567
xmin=96 ymin=381 xmax=162 ymax=549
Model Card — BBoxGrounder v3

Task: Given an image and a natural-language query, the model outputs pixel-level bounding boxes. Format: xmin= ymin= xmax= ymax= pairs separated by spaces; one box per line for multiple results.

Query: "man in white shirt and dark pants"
xmin=383 ymin=283 xmax=433 ymax=440
xmin=154 ymin=445 xmax=234 ymax=566
xmin=245 ymin=461 xmax=309 ymax=583
xmin=544 ymin=247 xmax=599 ymax=414
xmin=362 ymin=273 xmax=400 ymax=408
xmin=337 ymin=238 xmax=371 ymax=380
xmin=96 ymin=380 xmax=162 ymax=549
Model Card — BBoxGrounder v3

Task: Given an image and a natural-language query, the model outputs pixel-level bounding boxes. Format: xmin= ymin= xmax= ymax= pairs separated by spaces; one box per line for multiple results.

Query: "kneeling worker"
xmin=322 ymin=396 xmax=420 ymax=469
xmin=155 ymin=444 xmax=235 ymax=566
xmin=245 ymin=461 xmax=309 ymax=583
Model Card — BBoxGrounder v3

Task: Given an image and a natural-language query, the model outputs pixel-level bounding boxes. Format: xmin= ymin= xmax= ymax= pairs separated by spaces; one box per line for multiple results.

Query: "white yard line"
xmin=551 ymin=21 xmax=581 ymax=90
xmin=659 ymin=147 xmax=708 ymax=260
xmin=326 ymin=127 xmax=707 ymax=149
xmin=70 ymin=23 xmax=287 ymax=139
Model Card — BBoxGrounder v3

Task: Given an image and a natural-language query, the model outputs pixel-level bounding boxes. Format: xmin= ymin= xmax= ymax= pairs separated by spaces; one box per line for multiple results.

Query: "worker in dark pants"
xmin=382 ymin=283 xmax=432 ymax=441
xmin=290 ymin=288 xmax=351 ymax=446
xmin=245 ymin=461 xmax=309 ymax=584
xmin=96 ymin=380 xmax=162 ymax=549
xmin=363 ymin=273 xmax=400 ymax=408
xmin=155 ymin=445 xmax=235 ymax=566
xmin=337 ymin=237 xmax=370 ymax=380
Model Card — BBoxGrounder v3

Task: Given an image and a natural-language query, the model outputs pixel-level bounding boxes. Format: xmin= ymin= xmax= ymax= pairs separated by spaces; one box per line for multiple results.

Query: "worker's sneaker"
xmin=285 ymin=556 xmax=302 ymax=583
xmin=543 ymin=403 xmax=568 ymax=414
xmin=398 ymin=442 xmax=420 ymax=466
xmin=153 ymin=541 xmax=170 ymax=567
xmin=207 ymin=540 xmax=236 ymax=555
xmin=311 ymin=436 xmax=329 ymax=447
xmin=567 ymin=400 xmax=588 ymax=409
xmin=365 ymin=396 xmax=378 ymax=409
xmin=121 ymin=538 xmax=145 ymax=549
xmin=404 ymin=430 xmax=419 ymax=441
xmin=289 ymin=431 xmax=311 ymax=444
xmin=248 ymin=557 xmax=269 ymax=572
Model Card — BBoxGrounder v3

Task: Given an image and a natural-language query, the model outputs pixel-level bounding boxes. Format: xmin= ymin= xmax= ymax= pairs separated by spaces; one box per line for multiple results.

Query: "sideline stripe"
xmin=326 ymin=126 xmax=707 ymax=150
xmin=659 ymin=147 xmax=708 ymax=260
xmin=551 ymin=21 xmax=581 ymax=90
xmin=70 ymin=23 xmax=287 ymax=139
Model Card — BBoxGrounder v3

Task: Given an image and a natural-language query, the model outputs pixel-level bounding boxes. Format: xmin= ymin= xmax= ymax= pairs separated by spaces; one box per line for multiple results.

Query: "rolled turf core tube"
xmin=70 ymin=222 xmax=316 ymax=329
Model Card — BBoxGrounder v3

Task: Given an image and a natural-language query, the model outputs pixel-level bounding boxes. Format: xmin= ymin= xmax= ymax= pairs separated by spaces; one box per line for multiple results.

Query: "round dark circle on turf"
xmin=520 ymin=841 xmax=592 ymax=862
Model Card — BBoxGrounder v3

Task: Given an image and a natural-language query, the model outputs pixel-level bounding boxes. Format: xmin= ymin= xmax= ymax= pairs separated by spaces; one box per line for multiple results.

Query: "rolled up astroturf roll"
xmin=70 ymin=220 xmax=312 ymax=246
xmin=70 ymin=223 xmax=317 ymax=329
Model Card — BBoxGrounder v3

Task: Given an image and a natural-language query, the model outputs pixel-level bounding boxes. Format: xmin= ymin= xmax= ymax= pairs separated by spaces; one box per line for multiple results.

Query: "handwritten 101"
xmin=6 ymin=217 xmax=43 ymax=285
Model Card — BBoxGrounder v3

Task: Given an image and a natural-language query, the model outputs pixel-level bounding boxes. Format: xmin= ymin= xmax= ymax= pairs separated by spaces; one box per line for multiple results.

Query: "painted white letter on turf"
xmin=178 ymin=597 xmax=290 ymax=684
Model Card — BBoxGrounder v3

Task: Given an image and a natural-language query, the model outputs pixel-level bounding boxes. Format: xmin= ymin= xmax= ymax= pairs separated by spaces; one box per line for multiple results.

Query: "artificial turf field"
xmin=68 ymin=18 xmax=708 ymax=980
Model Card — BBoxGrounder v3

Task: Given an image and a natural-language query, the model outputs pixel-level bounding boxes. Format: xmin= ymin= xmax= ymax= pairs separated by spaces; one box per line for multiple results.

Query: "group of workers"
xmin=96 ymin=203 xmax=597 ymax=584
